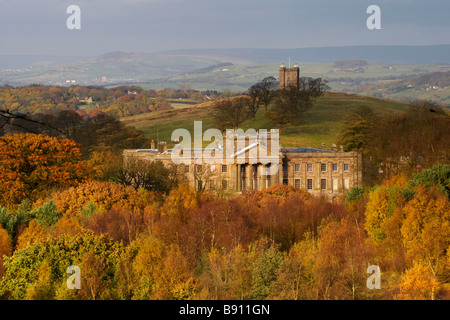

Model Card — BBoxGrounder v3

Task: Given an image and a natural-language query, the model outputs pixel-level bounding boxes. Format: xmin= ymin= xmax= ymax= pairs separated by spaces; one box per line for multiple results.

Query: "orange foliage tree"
xmin=394 ymin=264 xmax=440 ymax=300
xmin=39 ymin=180 xmax=154 ymax=218
xmin=0 ymin=226 xmax=12 ymax=279
xmin=0 ymin=133 xmax=91 ymax=207
xmin=255 ymin=184 xmax=311 ymax=205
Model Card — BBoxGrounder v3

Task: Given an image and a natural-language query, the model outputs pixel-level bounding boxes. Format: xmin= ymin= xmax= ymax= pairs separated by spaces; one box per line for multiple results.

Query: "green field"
xmin=136 ymin=62 xmax=449 ymax=89
xmin=136 ymin=62 xmax=450 ymax=105
xmin=121 ymin=92 xmax=410 ymax=149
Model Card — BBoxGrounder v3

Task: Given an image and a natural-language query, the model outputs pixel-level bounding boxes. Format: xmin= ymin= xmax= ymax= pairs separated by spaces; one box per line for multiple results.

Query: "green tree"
xmin=336 ymin=106 xmax=378 ymax=153
xmin=213 ymin=96 xmax=252 ymax=130
xmin=266 ymin=78 xmax=328 ymax=133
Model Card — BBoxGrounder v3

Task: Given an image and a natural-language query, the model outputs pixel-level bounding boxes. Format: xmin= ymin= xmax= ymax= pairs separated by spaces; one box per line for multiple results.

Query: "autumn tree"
xmin=198 ymin=238 xmax=284 ymax=300
xmin=0 ymin=226 xmax=12 ymax=279
xmin=401 ymin=185 xmax=450 ymax=279
xmin=0 ymin=231 xmax=124 ymax=300
xmin=246 ymin=76 xmax=279 ymax=117
xmin=366 ymin=108 xmax=448 ymax=181
xmin=394 ymin=264 xmax=440 ymax=300
xmin=160 ymin=183 xmax=199 ymax=223
xmin=5 ymin=110 xmax=150 ymax=159
xmin=314 ymin=218 xmax=371 ymax=300
xmin=0 ymin=133 xmax=91 ymax=207
xmin=15 ymin=220 xmax=50 ymax=250
xmin=85 ymin=208 xmax=145 ymax=245
xmin=39 ymin=180 xmax=153 ymax=219
xmin=213 ymin=96 xmax=252 ymax=130
xmin=270 ymin=234 xmax=317 ymax=299
xmin=92 ymin=152 xmax=176 ymax=194
xmin=184 ymin=198 xmax=254 ymax=259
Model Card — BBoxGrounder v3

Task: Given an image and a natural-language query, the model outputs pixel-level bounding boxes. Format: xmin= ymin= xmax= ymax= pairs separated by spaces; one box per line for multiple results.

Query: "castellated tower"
xmin=279 ymin=63 xmax=300 ymax=90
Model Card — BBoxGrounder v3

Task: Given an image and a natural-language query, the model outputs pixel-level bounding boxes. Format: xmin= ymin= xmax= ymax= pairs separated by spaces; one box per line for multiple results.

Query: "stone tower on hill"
xmin=279 ymin=63 xmax=300 ymax=90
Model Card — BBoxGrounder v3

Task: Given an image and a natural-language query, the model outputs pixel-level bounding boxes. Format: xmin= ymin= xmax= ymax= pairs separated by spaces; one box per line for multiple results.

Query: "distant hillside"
xmin=160 ymin=45 xmax=450 ymax=64
xmin=0 ymin=52 xmax=222 ymax=87
xmin=120 ymin=92 xmax=410 ymax=150
xmin=349 ymin=71 xmax=450 ymax=105
xmin=135 ymin=62 xmax=450 ymax=104
xmin=0 ymin=55 xmax=91 ymax=70
xmin=2 ymin=45 xmax=449 ymax=87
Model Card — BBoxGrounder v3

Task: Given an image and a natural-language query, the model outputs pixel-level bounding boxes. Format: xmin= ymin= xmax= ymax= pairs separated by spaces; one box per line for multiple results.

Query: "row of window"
xmin=284 ymin=163 xmax=350 ymax=173
xmin=284 ymin=178 xmax=350 ymax=190
xmin=185 ymin=164 xmax=229 ymax=173
xmin=199 ymin=180 xmax=229 ymax=191
xmin=187 ymin=163 xmax=350 ymax=174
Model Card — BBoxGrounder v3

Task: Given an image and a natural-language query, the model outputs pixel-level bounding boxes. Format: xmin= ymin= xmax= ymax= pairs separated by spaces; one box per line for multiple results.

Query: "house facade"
xmin=123 ymin=131 xmax=362 ymax=198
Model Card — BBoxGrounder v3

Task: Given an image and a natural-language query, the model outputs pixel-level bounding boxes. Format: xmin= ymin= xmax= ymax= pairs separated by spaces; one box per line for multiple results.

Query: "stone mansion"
xmin=123 ymin=130 xmax=362 ymax=198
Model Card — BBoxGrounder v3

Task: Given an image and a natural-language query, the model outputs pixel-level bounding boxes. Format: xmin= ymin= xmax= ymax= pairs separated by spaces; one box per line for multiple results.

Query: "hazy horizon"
xmin=0 ymin=0 xmax=449 ymax=57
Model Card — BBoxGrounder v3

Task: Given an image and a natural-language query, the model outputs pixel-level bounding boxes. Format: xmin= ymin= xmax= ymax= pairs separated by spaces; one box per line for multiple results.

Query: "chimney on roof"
xmin=321 ymin=142 xmax=326 ymax=149
xmin=158 ymin=141 xmax=167 ymax=153
xmin=331 ymin=143 xmax=337 ymax=151
xmin=339 ymin=145 xmax=344 ymax=152
xmin=151 ymin=140 xmax=155 ymax=150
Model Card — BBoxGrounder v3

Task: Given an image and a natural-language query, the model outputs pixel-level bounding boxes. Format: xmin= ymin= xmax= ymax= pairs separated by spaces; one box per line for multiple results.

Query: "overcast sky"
xmin=0 ymin=0 xmax=449 ymax=56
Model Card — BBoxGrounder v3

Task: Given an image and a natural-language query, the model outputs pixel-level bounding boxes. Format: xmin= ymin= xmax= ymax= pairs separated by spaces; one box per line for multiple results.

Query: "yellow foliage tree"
xmin=394 ymin=264 xmax=440 ymax=300
xmin=160 ymin=183 xmax=198 ymax=223
xmin=151 ymin=244 xmax=196 ymax=300
xmin=36 ymin=180 xmax=152 ymax=218
xmin=401 ymin=185 xmax=450 ymax=277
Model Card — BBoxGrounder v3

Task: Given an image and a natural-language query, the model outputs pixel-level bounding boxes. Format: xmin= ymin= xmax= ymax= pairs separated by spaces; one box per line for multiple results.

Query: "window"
xmin=321 ymin=163 xmax=327 ymax=172
xmin=295 ymin=164 xmax=300 ymax=172
xmin=344 ymin=163 xmax=349 ymax=171
xmin=222 ymin=165 xmax=228 ymax=173
xmin=197 ymin=180 xmax=203 ymax=190
xmin=184 ymin=165 xmax=190 ymax=173
xmin=197 ymin=165 xmax=203 ymax=172
xmin=253 ymin=179 xmax=258 ymax=190
xmin=241 ymin=165 xmax=246 ymax=173
xmin=252 ymin=165 xmax=258 ymax=173
xmin=333 ymin=179 xmax=338 ymax=190
xmin=222 ymin=180 xmax=228 ymax=190
xmin=321 ymin=179 xmax=327 ymax=190
xmin=307 ymin=179 xmax=313 ymax=190
xmin=283 ymin=179 xmax=288 ymax=185
xmin=307 ymin=164 xmax=313 ymax=172
xmin=332 ymin=163 xmax=338 ymax=171
xmin=294 ymin=179 xmax=300 ymax=188
xmin=344 ymin=178 xmax=350 ymax=190
xmin=209 ymin=181 xmax=215 ymax=191
xmin=266 ymin=176 xmax=271 ymax=188
xmin=282 ymin=163 xmax=288 ymax=172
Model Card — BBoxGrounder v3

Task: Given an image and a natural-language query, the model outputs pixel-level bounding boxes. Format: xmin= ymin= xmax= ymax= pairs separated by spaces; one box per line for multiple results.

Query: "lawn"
xmin=121 ymin=92 xmax=410 ymax=149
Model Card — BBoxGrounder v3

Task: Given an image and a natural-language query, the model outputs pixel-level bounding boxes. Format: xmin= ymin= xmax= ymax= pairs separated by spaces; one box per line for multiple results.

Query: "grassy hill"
xmin=120 ymin=92 xmax=410 ymax=149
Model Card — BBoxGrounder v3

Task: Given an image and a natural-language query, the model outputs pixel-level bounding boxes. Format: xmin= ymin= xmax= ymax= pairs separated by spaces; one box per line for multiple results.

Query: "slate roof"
xmin=281 ymin=147 xmax=335 ymax=153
